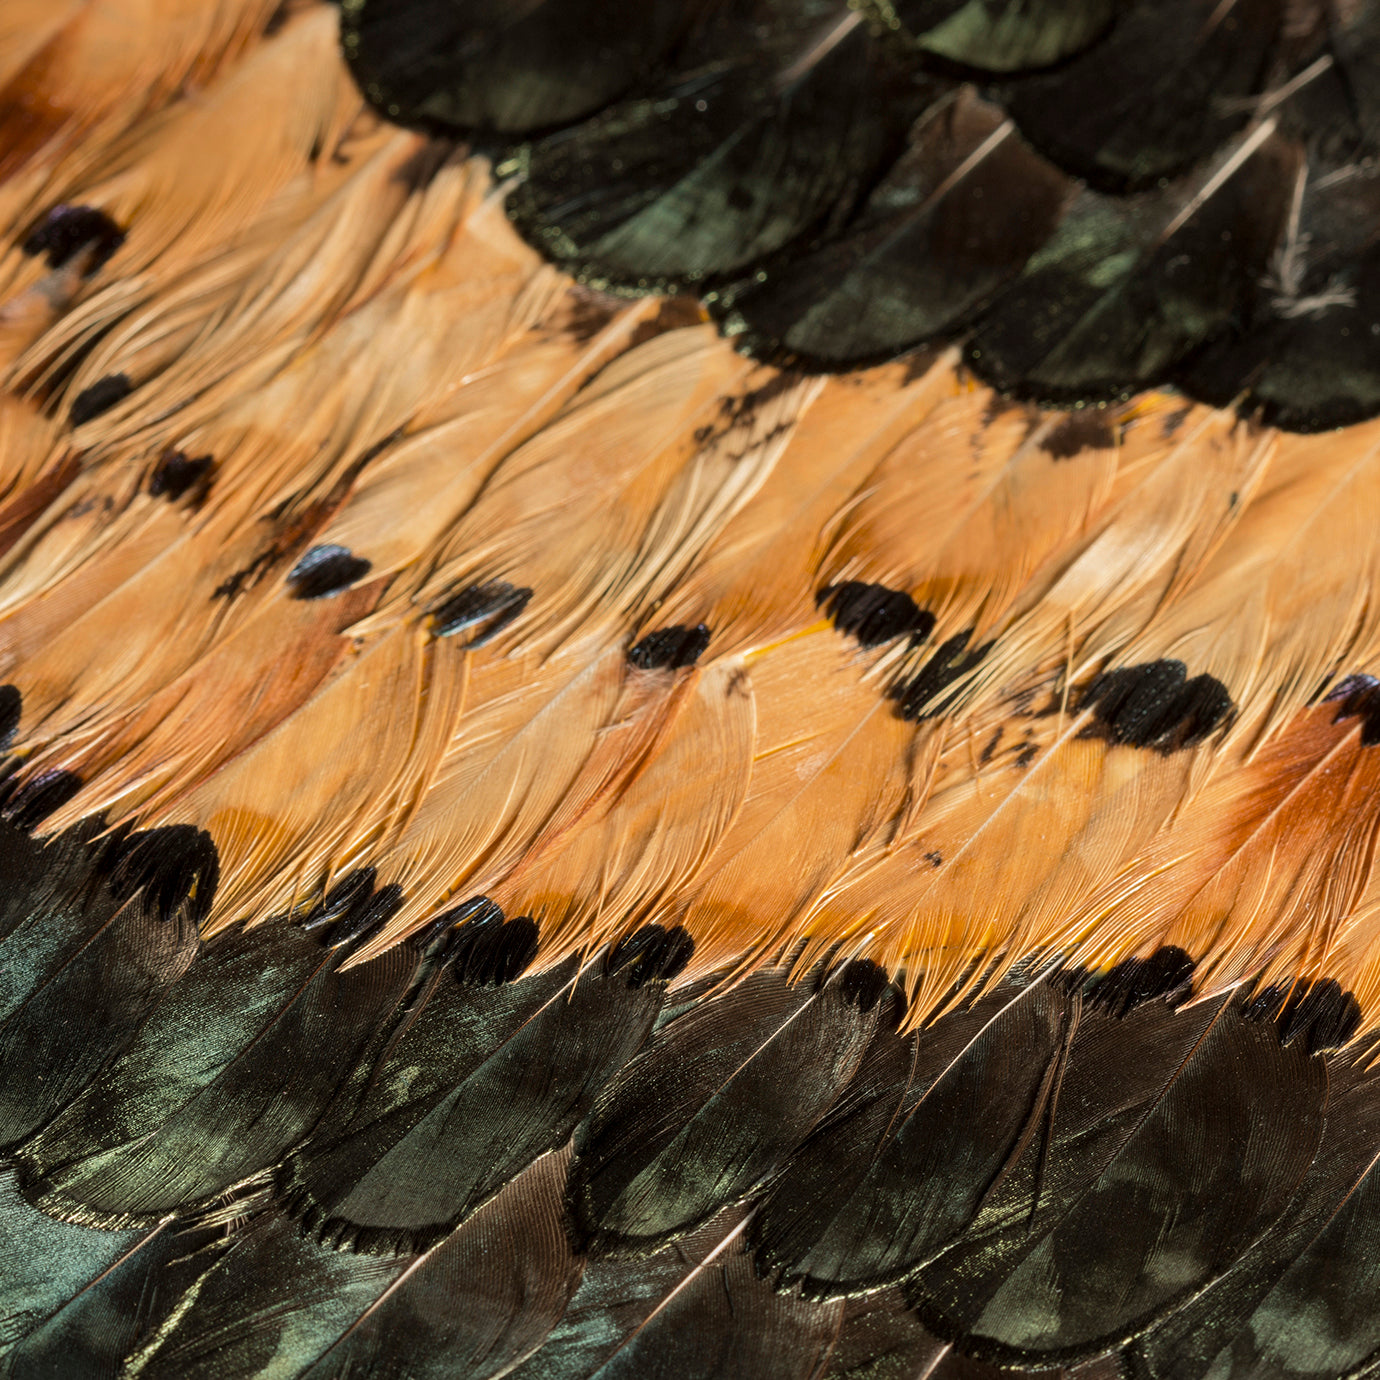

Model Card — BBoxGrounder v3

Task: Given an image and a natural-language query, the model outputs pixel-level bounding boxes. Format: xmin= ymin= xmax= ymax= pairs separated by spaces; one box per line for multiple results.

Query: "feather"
xmin=342 ymin=0 xmax=696 ymax=135
xmin=909 ymin=992 xmax=1326 ymax=1364
xmin=801 ymin=664 xmax=1214 ymax=1015
xmin=892 ymin=0 xmax=1119 ymax=72
xmin=361 ymin=640 xmax=630 ymax=935
xmin=514 ymin=1204 xmax=844 ymax=1380
xmin=1132 ymin=1048 xmax=1380 ymax=1377
xmin=6 ymin=7 xmax=1380 ymax=1377
xmin=0 ymin=1166 xmax=178 ymax=1365
xmin=1057 ymin=696 xmax=1380 ymax=1005
xmin=150 ymin=622 xmax=466 ymax=929
xmin=1004 ymin=0 xmax=1285 ymax=192
xmin=967 ymin=124 xmax=1298 ymax=405
xmin=32 ymin=576 xmax=384 ymax=828
xmin=663 ymin=628 xmax=925 ymax=976
xmin=751 ymin=972 xmax=1071 ymax=1298
xmin=718 ymin=89 xmax=1070 ymax=367
xmin=0 ymin=822 xmax=207 ymax=1148
xmin=69 ymin=8 xmax=360 ymax=284
xmin=568 ymin=962 xmax=887 ymax=1256
xmin=581 ymin=1243 xmax=844 ymax=1380
xmin=15 ymin=916 xmax=417 ymax=1229
xmin=496 ymin=656 xmax=756 ymax=959
xmin=382 ymin=326 xmax=787 ymax=658
xmin=1101 ymin=416 xmax=1380 ymax=746
xmin=816 ymin=383 xmax=1122 ymax=652
xmin=647 ymin=354 xmax=957 ymax=656
xmin=506 ymin=2 xmax=927 ymax=291
xmin=0 ymin=0 xmax=278 ymax=192
xmin=312 ymin=295 xmax=658 ymax=583
xmin=278 ymin=940 xmax=670 ymax=1256
xmin=298 ymin=1148 xmax=583 ymax=1380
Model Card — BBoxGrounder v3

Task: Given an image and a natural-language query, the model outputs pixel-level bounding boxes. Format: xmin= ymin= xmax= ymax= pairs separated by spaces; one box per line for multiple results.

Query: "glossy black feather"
xmin=750 ymin=973 xmax=1069 ymax=1298
xmin=568 ymin=965 xmax=885 ymax=1257
xmin=968 ymin=134 xmax=1297 ymax=405
xmin=894 ymin=0 xmax=1119 ymax=74
xmin=299 ymin=1150 xmax=583 ymax=1380
xmin=909 ymin=996 xmax=1326 ymax=1364
xmin=342 ymin=0 xmax=696 ymax=135
xmin=0 ymin=828 xmax=203 ymax=1150
xmin=718 ymin=90 xmax=1069 ymax=367
xmin=0 ymin=1187 xmax=217 ymax=1380
xmin=279 ymin=946 xmax=666 ymax=1255
xmin=506 ymin=2 xmax=927 ymax=291
xmin=15 ymin=920 xmax=415 ymax=1228
xmin=1003 ymin=0 xmax=1283 ymax=193
xmin=124 ymin=1210 xmax=405 ymax=1379
xmin=1134 ymin=1050 xmax=1380 ymax=1379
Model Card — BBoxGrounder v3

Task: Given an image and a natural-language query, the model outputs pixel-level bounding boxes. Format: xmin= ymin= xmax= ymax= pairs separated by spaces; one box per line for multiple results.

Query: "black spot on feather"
xmin=101 ymin=825 xmax=220 ymax=927
xmin=1041 ymin=408 xmax=1118 ymax=459
xmin=818 ymin=583 xmax=934 ymax=648
xmin=891 ymin=630 xmax=992 ymax=721
xmin=148 ymin=449 xmax=214 ymax=504
xmin=446 ymin=904 xmax=539 ymax=987
xmin=0 ymin=685 xmax=19 ymax=753
xmin=1082 ymin=660 xmax=1234 ymax=752
xmin=69 ymin=374 xmax=131 ymax=426
xmin=606 ymin=924 xmax=695 ymax=988
xmin=430 ymin=581 xmax=532 ymax=645
xmin=21 ymin=205 xmax=125 ymax=274
xmin=325 ymin=883 xmax=403 ymax=951
xmin=627 ymin=624 xmax=711 ymax=670
xmin=1246 ymin=978 xmax=1362 ymax=1055
xmin=1326 ymin=673 xmax=1380 ymax=746
xmin=286 ymin=545 xmax=372 ymax=600
xmin=0 ymin=769 xmax=83 ymax=834
xmin=302 ymin=868 xmax=377 ymax=932
xmin=833 ymin=959 xmax=892 ymax=1015
xmin=1084 ymin=947 xmax=1195 ymax=1018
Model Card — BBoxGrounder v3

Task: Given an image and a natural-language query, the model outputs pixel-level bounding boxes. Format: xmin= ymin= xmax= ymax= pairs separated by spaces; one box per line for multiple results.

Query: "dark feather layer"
xmin=344 ymin=0 xmax=1380 ymax=427
xmin=16 ymin=918 xmax=416 ymax=1228
xmin=279 ymin=944 xmax=667 ymax=1255
xmin=0 ymin=827 xmax=205 ymax=1150
xmin=568 ymin=964 xmax=885 ymax=1257
xmin=750 ymin=973 xmax=1069 ymax=1298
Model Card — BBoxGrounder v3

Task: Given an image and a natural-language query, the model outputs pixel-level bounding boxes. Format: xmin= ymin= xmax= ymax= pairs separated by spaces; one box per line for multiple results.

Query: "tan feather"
xmin=789 ymin=662 xmax=1209 ymax=1019
xmin=35 ymin=575 xmax=386 ymax=829
xmin=494 ymin=657 xmax=757 ymax=962
xmin=367 ymin=326 xmax=785 ymax=653
xmin=1064 ymin=696 xmax=1380 ymax=1006
xmin=665 ymin=628 xmax=926 ymax=978
xmin=156 ymin=621 xmax=468 ymax=931
xmin=1110 ymin=417 xmax=1380 ymax=748
xmin=648 ymin=353 xmax=957 ymax=656
xmin=360 ymin=638 xmax=630 ymax=936
xmin=0 ymin=0 xmax=278 ymax=226
xmin=312 ymin=294 xmax=657 ymax=586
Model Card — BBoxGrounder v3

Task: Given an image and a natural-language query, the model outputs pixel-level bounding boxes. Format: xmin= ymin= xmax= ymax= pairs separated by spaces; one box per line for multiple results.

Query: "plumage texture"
xmin=3 ymin=2 xmax=1380 ymax=1377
